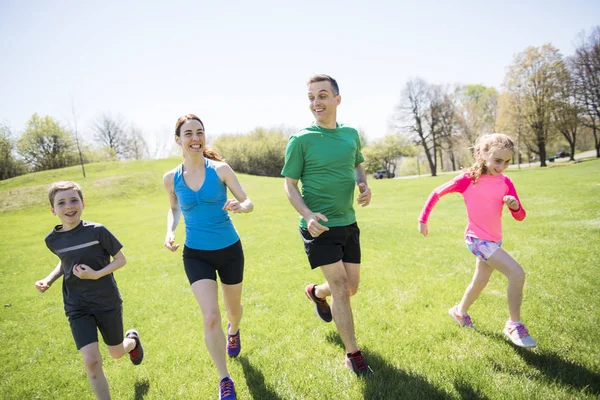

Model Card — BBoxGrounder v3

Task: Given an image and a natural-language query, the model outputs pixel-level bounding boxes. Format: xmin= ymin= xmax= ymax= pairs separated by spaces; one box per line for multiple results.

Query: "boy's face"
xmin=308 ymin=81 xmax=341 ymax=126
xmin=51 ymin=189 xmax=84 ymax=227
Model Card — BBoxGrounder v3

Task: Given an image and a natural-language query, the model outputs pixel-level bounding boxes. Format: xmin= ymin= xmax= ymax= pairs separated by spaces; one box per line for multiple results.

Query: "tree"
xmin=454 ymin=85 xmax=499 ymax=146
xmin=569 ymin=26 xmax=600 ymax=157
xmin=17 ymin=114 xmax=77 ymax=171
xmin=394 ymin=78 xmax=447 ymax=176
xmin=504 ymin=44 xmax=565 ymax=166
xmin=0 ymin=123 xmax=27 ymax=180
xmin=497 ymin=90 xmax=530 ymax=167
xmin=553 ymin=66 xmax=580 ymax=161
xmin=92 ymin=114 xmax=128 ymax=160
xmin=362 ymin=134 xmax=415 ymax=175
xmin=125 ymin=125 xmax=149 ymax=160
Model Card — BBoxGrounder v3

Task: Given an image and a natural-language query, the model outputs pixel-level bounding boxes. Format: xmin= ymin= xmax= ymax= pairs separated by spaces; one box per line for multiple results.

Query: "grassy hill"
xmin=1 ymin=157 xmax=599 ymax=399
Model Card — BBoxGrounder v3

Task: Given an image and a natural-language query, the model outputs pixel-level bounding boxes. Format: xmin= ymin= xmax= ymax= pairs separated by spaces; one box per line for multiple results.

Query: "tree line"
xmin=2 ymin=27 xmax=599 ymax=180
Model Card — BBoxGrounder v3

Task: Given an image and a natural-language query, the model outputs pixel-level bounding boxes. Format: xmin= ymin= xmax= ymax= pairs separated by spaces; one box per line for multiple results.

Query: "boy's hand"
xmin=73 ymin=264 xmax=98 ymax=280
xmin=503 ymin=195 xmax=519 ymax=211
xmin=418 ymin=221 xmax=429 ymax=237
xmin=35 ymin=280 xmax=50 ymax=293
xmin=164 ymin=233 xmax=180 ymax=252
xmin=357 ymin=183 xmax=371 ymax=207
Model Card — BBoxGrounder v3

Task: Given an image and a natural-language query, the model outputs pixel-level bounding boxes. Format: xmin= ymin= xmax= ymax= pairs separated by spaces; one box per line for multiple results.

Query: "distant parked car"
xmin=374 ymin=170 xmax=395 ymax=179
xmin=555 ymin=151 xmax=570 ymax=158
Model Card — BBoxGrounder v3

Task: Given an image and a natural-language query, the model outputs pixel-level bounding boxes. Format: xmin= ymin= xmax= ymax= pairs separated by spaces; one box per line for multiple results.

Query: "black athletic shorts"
xmin=299 ymin=222 xmax=361 ymax=269
xmin=68 ymin=306 xmax=124 ymax=350
xmin=183 ymin=240 xmax=244 ymax=285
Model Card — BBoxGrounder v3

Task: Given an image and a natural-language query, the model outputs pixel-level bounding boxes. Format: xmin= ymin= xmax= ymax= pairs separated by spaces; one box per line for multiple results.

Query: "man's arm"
xmin=283 ymin=177 xmax=329 ymax=237
xmin=355 ymin=164 xmax=371 ymax=207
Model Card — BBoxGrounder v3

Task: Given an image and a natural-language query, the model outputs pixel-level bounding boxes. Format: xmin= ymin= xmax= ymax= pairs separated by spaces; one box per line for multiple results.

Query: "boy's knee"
xmin=107 ymin=346 xmax=124 ymax=359
xmin=83 ymin=354 xmax=102 ymax=372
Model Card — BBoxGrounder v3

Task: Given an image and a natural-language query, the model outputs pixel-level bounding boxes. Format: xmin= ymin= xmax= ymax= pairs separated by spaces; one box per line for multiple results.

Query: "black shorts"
xmin=299 ymin=222 xmax=361 ymax=269
xmin=183 ymin=240 xmax=244 ymax=285
xmin=68 ymin=306 xmax=124 ymax=350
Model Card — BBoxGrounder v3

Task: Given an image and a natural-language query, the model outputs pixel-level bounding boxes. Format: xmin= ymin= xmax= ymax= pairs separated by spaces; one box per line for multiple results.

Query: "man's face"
xmin=308 ymin=81 xmax=340 ymax=125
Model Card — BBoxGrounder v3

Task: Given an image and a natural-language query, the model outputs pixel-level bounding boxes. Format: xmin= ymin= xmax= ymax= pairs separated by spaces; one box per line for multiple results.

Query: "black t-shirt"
xmin=45 ymin=220 xmax=123 ymax=315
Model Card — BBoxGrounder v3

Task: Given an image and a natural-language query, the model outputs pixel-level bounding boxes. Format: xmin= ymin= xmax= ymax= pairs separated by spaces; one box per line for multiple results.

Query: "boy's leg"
xmin=191 ymin=279 xmax=230 ymax=379
xmin=458 ymin=258 xmax=494 ymax=314
xmin=484 ymin=248 xmax=525 ymax=322
xmin=80 ymin=342 xmax=111 ymax=400
xmin=96 ymin=307 xmax=137 ymax=360
xmin=107 ymin=337 xmax=136 ymax=359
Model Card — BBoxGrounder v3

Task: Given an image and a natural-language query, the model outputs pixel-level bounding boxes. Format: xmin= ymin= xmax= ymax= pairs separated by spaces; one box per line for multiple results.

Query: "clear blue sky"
xmin=1 ymin=0 xmax=598 ymax=155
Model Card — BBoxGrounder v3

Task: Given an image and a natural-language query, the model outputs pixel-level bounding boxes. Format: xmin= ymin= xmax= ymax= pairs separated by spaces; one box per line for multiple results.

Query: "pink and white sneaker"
xmin=503 ymin=321 xmax=537 ymax=348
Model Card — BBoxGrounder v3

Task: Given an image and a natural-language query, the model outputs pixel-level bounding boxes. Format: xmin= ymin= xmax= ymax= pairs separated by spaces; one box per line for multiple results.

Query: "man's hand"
xmin=306 ymin=213 xmax=329 ymax=237
xmin=357 ymin=183 xmax=371 ymax=207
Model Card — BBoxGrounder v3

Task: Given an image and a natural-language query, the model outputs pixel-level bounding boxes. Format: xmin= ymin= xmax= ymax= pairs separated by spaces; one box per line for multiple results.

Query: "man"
xmin=281 ymin=74 xmax=372 ymax=376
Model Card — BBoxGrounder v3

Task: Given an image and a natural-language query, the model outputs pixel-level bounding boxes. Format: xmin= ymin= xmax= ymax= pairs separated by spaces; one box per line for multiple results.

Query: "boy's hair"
xmin=466 ymin=133 xmax=515 ymax=183
xmin=307 ymin=74 xmax=340 ymax=96
xmin=174 ymin=113 xmax=224 ymax=162
xmin=48 ymin=181 xmax=83 ymax=205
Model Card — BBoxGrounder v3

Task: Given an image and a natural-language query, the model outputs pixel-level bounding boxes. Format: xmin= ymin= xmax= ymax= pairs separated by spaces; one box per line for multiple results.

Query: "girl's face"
xmin=176 ymin=119 xmax=205 ymax=155
xmin=485 ymin=148 xmax=513 ymax=176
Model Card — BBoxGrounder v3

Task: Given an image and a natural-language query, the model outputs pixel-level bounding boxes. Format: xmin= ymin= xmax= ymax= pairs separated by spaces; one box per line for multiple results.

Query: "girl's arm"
xmin=163 ymin=170 xmax=181 ymax=251
xmin=418 ymin=173 xmax=472 ymax=224
xmin=35 ymin=260 xmax=63 ymax=292
xmin=504 ymin=177 xmax=526 ymax=221
xmin=218 ymin=163 xmax=254 ymax=214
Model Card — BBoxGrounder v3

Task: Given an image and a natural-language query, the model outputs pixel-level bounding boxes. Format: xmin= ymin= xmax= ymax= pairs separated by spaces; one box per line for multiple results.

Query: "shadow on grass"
xmin=237 ymin=355 xmax=283 ymax=400
xmin=133 ymin=379 xmax=150 ymax=399
xmin=325 ymin=332 xmax=454 ymax=400
xmin=482 ymin=330 xmax=600 ymax=396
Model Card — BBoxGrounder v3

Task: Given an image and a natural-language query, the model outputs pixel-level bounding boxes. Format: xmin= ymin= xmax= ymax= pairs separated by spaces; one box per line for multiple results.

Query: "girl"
xmin=418 ymin=133 xmax=536 ymax=348
xmin=163 ymin=114 xmax=254 ymax=400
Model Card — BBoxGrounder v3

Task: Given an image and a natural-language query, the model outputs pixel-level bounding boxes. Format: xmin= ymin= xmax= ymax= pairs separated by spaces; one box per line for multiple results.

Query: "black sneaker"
xmin=125 ymin=329 xmax=144 ymax=365
xmin=345 ymin=350 xmax=373 ymax=376
xmin=305 ymin=284 xmax=332 ymax=322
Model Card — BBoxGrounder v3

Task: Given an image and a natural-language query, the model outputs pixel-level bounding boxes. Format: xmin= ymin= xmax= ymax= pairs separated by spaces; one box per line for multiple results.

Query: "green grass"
xmin=1 ymin=158 xmax=599 ymax=399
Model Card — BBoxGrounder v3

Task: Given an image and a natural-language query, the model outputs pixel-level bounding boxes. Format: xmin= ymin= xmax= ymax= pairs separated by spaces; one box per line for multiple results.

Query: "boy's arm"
xmin=35 ymin=260 xmax=63 ymax=292
xmin=72 ymin=250 xmax=126 ymax=280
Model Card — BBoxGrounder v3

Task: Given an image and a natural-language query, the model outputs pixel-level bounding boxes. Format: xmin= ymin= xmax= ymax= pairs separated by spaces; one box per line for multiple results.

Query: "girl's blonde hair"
xmin=465 ymin=133 xmax=515 ymax=183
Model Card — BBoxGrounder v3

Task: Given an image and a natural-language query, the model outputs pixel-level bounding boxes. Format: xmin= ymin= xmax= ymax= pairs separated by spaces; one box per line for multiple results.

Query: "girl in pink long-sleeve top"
xmin=418 ymin=133 xmax=536 ymax=348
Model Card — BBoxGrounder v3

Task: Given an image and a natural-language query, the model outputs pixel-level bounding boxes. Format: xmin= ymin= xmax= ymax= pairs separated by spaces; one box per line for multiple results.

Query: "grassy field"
xmin=1 ymin=157 xmax=599 ymax=399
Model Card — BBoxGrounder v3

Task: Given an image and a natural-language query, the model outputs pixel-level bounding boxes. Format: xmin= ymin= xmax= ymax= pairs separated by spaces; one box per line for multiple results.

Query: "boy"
xmin=35 ymin=181 xmax=143 ymax=400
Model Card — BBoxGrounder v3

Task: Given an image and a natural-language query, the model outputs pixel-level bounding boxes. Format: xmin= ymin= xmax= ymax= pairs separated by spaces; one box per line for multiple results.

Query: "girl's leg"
xmin=484 ymin=248 xmax=525 ymax=322
xmin=221 ymin=282 xmax=243 ymax=335
xmin=80 ymin=342 xmax=110 ymax=400
xmin=191 ymin=279 xmax=229 ymax=380
xmin=458 ymin=258 xmax=494 ymax=314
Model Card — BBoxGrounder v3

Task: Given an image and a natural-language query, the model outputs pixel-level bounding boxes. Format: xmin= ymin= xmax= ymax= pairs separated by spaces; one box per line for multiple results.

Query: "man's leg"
xmin=320 ymin=260 xmax=358 ymax=354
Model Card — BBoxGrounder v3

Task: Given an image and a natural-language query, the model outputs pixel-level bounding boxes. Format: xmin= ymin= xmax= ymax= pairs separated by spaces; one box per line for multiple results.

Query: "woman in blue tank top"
xmin=162 ymin=114 xmax=253 ymax=400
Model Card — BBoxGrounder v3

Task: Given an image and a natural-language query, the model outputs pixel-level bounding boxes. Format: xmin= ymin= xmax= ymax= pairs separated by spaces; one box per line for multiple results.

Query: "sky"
xmin=1 ymin=0 xmax=599 ymax=156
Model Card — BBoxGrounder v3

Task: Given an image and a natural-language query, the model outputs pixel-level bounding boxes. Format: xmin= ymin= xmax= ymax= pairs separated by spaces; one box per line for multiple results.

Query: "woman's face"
xmin=177 ymin=119 xmax=206 ymax=155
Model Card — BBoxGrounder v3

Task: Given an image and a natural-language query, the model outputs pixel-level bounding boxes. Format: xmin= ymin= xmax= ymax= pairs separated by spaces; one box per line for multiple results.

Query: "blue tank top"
xmin=173 ymin=159 xmax=239 ymax=250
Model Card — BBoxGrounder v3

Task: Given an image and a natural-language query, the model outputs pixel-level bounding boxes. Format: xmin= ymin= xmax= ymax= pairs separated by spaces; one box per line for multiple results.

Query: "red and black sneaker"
xmin=345 ymin=350 xmax=373 ymax=377
xmin=125 ymin=329 xmax=144 ymax=365
xmin=305 ymin=284 xmax=332 ymax=323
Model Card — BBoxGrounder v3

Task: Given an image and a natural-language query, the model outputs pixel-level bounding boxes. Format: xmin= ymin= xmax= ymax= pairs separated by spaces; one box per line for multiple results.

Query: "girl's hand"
xmin=164 ymin=233 xmax=180 ymax=252
xmin=73 ymin=264 xmax=98 ymax=280
xmin=503 ymin=195 xmax=519 ymax=211
xmin=223 ymin=199 xmax=243 ymax=213
xmin=418 ymin=221 xmax=429 ymax=237
xmin=35 ymin=280 xmax=50 ymax=293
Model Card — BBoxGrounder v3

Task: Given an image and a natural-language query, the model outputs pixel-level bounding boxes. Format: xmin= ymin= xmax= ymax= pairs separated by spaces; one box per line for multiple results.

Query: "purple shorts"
xmin=465 ymin=236 xmax=502 ymax=261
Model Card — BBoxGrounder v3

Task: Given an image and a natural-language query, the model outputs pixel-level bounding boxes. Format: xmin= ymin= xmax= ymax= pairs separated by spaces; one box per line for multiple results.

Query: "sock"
xmin=508 ymin=320 xmax=522 ymax=326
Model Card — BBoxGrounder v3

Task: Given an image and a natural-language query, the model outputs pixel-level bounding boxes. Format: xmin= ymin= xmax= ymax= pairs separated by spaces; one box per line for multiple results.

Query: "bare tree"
xmin=454 ymin=85 xmax=499 ymax=148
xmin=125 ymin=125 xmax=149 ymax=160
xmin=570 ymin=26 xmax=600 ymax=157
xmin=553 ymin=66 xmax=580 ymax=161
xmin=395 ymin=78 xmax=443 ymax=176
xmin=92 ymin=114 xmax=128 ymax=160
xmin=71 ymin=101 xmax=86 ymax=177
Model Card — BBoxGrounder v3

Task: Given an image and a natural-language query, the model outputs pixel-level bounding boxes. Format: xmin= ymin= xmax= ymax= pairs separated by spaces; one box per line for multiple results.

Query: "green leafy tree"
xmin=362 ymin=134 xmax=416 ymax=175
xmin=504 ymin=44 xmax=564 ymax=166
xmin=0 ymin=123 xmax=27 ymax=180
xmin=17 ymin=114 xmax=77 ymax=171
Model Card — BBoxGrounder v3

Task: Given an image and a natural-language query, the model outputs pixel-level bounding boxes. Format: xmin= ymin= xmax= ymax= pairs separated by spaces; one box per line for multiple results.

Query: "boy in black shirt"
xmin=35 ymin=181 xmax=143 ymax=400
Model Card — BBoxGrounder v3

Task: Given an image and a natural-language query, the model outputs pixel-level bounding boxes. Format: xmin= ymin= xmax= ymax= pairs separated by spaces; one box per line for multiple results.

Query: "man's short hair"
xmin=307 ymin=74 xmax=340 ymax=96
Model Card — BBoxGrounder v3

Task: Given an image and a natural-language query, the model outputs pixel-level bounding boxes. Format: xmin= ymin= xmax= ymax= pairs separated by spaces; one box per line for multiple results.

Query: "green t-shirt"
xmin=281 ymin=123 xmax=365 ymax=228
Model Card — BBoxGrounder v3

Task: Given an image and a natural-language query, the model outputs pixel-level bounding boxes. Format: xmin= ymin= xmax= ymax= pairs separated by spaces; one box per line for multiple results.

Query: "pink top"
xmin=418 ymin=173 xmax=526 ymax=242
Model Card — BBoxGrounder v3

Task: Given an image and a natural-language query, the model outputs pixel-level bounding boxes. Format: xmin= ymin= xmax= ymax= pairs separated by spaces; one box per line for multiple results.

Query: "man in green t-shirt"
xmin=281 ymin=74 xmax=373 ymax=376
